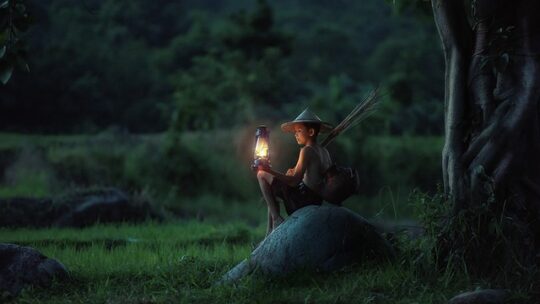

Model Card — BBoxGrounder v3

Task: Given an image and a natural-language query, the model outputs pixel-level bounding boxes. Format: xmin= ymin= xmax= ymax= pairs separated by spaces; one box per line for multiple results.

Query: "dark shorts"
xmin=270 ymin=179 xmax=323 ymax=216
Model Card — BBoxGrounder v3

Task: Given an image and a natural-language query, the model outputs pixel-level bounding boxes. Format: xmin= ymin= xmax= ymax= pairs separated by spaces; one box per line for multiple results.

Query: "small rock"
xmin=0 ymin=243 xmax=68 ymax=297
xmin=220 ymin=205 xmax=395 ymax=283
xmin=54 ymin=188 xmax=160 ymax=227
xmin=0 ymin=188 xmax=163 ymax=228
xmin=371 ymin=219 xmax=425 ymax=239
xmin=448 ymin=289 xmax=509 ymax=304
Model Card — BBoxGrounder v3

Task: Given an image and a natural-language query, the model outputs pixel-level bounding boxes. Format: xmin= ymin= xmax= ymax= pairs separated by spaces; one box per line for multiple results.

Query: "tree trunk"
xmin=431 ymin=0 xmax=540 ymax=274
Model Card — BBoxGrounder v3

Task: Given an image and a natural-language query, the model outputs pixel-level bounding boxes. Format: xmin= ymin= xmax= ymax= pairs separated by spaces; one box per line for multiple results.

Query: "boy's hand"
xmin=258 ymin=164 xmax=271 ymax=172
xmin=286 ymin=168 xmax=294 ymax=176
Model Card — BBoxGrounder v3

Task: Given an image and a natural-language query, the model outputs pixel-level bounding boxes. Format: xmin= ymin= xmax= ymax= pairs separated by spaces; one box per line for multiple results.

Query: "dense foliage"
xmin=0 ymin=0 xmax=31 ymax=85
xmin=0 ymin=0 xmax=444 ymax=135
xmin=0 ymin=131 xmax=442 ymax=219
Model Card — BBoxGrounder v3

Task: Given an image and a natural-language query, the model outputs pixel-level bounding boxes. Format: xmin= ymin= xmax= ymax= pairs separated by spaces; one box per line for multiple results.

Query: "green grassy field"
xmin=0 ymin=132 xmax=533 ymax=303
xmin=2 ymin=219 xmax=526 ymax=304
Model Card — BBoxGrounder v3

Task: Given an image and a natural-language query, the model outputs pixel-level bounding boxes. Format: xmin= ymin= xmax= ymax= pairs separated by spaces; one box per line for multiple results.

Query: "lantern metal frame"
xmin=252 ymin=125 xmax=271 ymax=170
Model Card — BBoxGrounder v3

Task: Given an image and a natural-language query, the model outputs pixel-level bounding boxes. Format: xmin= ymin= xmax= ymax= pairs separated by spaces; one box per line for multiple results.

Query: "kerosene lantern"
xmin=252 ymin=126 xmax=270 ymax=170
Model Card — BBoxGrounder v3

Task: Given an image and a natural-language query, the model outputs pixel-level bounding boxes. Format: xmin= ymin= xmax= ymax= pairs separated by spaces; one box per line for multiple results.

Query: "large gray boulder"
xmin=221 ymin=205 xmax=395 ymax=283
xmin=0 ymin=243 xmax=68 ymax=297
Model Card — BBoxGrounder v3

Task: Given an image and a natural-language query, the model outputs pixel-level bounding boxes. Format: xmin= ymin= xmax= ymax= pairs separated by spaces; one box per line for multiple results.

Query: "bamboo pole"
xmin=321 ymin=87 xmax=381 ymax=147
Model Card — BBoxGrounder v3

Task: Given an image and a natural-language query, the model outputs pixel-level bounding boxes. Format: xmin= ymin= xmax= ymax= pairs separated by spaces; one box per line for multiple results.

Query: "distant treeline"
xmin=0 ymin=0 xmax=444 ymax=135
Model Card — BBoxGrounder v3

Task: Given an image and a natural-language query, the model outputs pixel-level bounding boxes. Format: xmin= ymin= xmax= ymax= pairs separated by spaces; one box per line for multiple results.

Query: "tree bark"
xmin=431 ymin=0 xmax=540 ymax=273
xmin=432 ymin=0 xmax=472 ymax=212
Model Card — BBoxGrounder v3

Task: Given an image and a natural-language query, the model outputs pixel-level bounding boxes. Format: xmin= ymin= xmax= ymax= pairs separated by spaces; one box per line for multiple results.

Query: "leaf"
xmin=0 ymin=46 xmax=5 ymax=59
xmin=0 ymin=62 xmax=14 ymax=84
xmin=0 ymin=1 xmax=8 ymax=9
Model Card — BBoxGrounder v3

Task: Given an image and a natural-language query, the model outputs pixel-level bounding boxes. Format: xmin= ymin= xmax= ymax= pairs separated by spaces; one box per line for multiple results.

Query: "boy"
xmin=257 ymin=108 xmax=333 ymax=236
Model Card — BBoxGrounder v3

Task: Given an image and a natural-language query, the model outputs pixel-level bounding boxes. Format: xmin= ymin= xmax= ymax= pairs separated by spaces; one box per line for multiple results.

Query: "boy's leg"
xmin=257 ymin=171 xmax=284 ymax=234
xmin=266 ymin=208 xmax=272 ymax=236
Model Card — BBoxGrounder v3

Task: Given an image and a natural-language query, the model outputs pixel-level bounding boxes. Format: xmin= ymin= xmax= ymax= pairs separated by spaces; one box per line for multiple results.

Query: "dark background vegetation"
xmin=0 ymin=0 xmax=445 ymax=220
xmin=4 ymin=1 xmax=536 ymax=302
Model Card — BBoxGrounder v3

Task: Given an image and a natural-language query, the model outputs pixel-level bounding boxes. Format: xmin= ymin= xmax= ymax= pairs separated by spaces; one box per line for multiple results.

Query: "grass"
xmin=0 ymin=171 xmax=51 ymax=198
xmin=0 ymin=132 xmax=533 ymax=302
xmin=0 ymin=219 xmax=514 ymax=304
xmin=0 ymin=131 xmax=164 ymax=150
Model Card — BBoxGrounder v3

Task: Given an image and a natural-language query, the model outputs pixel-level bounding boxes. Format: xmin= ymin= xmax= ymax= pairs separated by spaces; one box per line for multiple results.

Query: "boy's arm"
xmin=260 ymin=147 xmax=311 ymax=187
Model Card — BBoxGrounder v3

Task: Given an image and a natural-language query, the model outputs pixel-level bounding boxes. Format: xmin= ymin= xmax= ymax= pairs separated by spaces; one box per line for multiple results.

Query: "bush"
xmin=48 ymin=145 xmax=126 ymax=187
xmin=161 ymin=131 xmax=257 ymax=200
xmin=0 ymin=132 xmax=444 ymax=220
xmin=330 ymin=135 xmax=443 ymax=196
xmin=0 ymin=145 xmax=57 ymax=198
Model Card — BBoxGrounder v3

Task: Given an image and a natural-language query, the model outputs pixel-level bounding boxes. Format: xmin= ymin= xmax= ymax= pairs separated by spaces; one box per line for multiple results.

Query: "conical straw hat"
xmin=281 ymin=108 xmax=333 ymax=133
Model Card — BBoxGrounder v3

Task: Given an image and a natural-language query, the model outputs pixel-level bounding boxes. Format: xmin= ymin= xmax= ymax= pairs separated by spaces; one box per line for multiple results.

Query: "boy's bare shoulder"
xmin=299 ymin=145 xmax=317 ymax=158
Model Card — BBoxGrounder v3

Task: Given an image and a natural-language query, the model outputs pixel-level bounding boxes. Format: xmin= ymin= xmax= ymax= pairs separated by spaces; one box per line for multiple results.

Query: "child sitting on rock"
xmin=257 ymin=109 xmax=333 ymax=236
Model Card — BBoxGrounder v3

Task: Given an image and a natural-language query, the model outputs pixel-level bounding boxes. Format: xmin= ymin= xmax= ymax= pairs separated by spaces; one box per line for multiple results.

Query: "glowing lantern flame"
xmin=252 ymin=126 xmax=270 ymax=170
xmin=255 ymin=138 xmax=269 ymax=159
